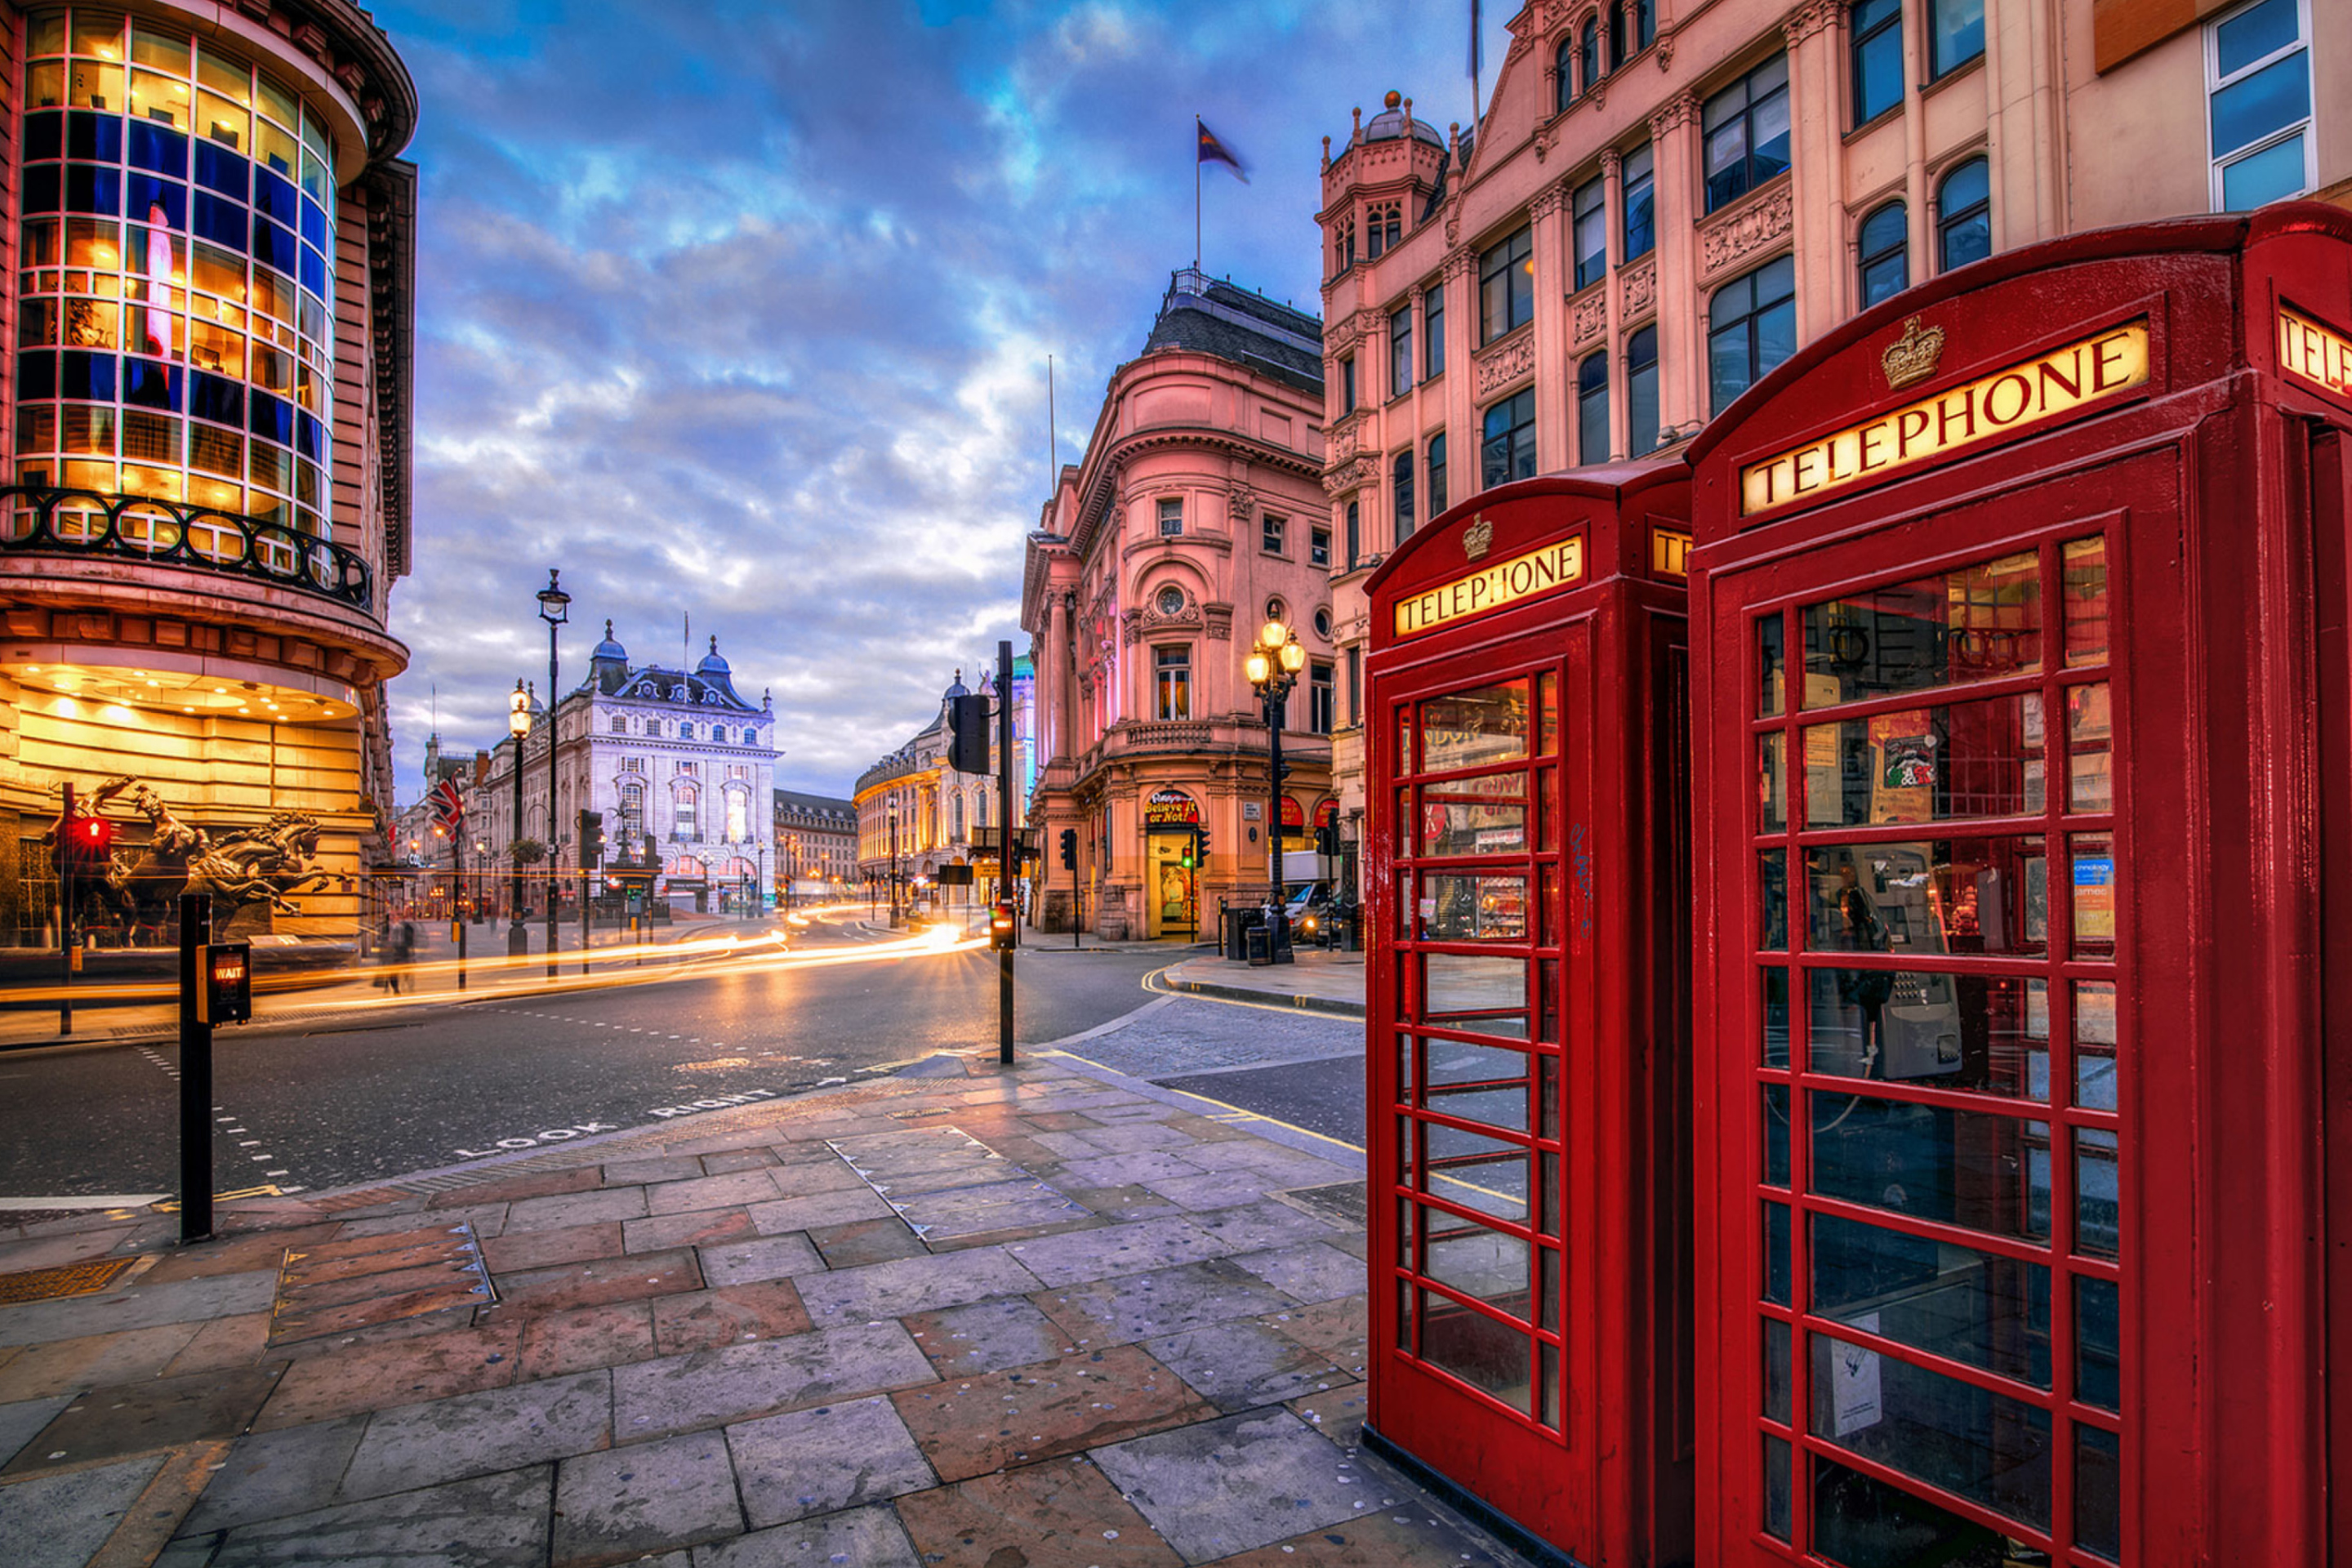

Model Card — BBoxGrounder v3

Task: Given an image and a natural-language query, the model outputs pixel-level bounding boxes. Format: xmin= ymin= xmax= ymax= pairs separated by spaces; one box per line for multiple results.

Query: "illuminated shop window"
xmin=17 ymin=8 xmax=336 ymax=532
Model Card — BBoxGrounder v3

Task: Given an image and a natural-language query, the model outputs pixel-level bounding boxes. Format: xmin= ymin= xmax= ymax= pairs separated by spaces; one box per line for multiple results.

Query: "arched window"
xmin=1633 ymin=0 xmax=1655 ymax=51
xmin=1858 ymin=201 xmax=1909 ymax=306
xmin=725 ymin=788 xmax=749 ymax=843
xmin=1609 ymin=1 xmax=1627 ymax=70
xmin=1580 ymin=17 xmax=1600 ymax=91
xmin=1578 ymin=351 xmax=1610 ymax=465
xmin=1392 ymin=448 xmax=1415 ymax=544
xmin=1428 ymin=432 xmax=1449 ymax=517
xmin=674 ymin=787 xmax=698 ymax=840
xmin=1556 ymin=34 xmax=1575 ymax=112
xmin=1937 ymin=157 xmax=1991 ymax=270
xmin=618 ymin=781 xmax=644 ymax=841
xmin=950 ymin=792 xmax=964 ymax=840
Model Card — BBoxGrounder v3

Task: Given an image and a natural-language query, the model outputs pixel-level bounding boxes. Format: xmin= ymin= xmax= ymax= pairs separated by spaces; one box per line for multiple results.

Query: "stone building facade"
xmin=853 ymin=662 xmax=1033 ymax=911
xmin=772 ymin=787 xmax=855 ymax=903
xmin=1313 ymin=0 xmax=2347 ymax=860
xmin=1021 ymin=269 xmax=1334 ymax=940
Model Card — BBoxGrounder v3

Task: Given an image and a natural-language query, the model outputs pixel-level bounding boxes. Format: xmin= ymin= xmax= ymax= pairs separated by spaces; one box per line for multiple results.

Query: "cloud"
xmin=378 ymin=0 xmax=1478 ymax=795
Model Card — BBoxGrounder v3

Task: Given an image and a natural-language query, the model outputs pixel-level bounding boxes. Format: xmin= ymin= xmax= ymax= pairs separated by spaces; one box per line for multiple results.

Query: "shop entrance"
xmin=1145 ymin=829 xmax=1200 ymax=939
xmin=1365 ymin=467 xmax=1693 ymax=1566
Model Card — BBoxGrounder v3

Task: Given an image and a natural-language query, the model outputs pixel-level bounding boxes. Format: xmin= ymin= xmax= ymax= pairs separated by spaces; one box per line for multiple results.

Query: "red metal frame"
xmin=1687 ymin=205 xmax=2352 ymax=1568
xmin=1365 ymin=465 xmax=1694 ymax=1566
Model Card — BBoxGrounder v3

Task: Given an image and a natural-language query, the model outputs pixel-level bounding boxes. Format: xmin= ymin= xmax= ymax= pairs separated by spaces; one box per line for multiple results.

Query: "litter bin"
xmin=1245 ymin=925 xmax=1272 ymax=966
xmin=1225 ymin=906 xmax=1262 ymax=962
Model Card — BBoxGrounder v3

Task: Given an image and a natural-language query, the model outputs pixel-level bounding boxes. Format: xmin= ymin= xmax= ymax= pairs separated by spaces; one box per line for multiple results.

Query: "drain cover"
xmin=1272 ymin=1180 xmax=1367 ymax=1232
xmin=0 ymin=1257 xmax=135 ymax=1305
xmin=268 ymin=1222 xmax=494 ymax=1345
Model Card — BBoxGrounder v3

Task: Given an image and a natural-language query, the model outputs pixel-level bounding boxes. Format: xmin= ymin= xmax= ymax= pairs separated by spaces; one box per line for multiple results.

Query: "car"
xmin=1285 ymin=883 xmax=1332 ymax=942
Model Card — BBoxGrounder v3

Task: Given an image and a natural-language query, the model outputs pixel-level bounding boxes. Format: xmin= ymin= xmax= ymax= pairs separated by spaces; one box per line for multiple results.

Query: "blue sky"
xmin=377 ymin=0 xmax=1504 ymax=800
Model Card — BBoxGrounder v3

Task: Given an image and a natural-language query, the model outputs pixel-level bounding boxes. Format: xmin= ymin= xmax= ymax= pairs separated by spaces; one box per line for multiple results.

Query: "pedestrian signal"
xmin=947 ymin=694 xmax=991 ymax=774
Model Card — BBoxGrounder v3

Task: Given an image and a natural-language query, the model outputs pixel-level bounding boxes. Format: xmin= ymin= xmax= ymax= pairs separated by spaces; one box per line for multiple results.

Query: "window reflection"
xmin=1806 ymin=970 xmax=2045 ymax=1098
xmin=1806 ymin=840 xmax=2047 ymax=958
xmin=1421 ymin=952 xmax=1527 ymax=1039
xmin=1422 ymin=874 xmax=1528 ymax=941
xmin=1809 ymin=1339 xmax=2050 ymax=1531
xmin=1803 ymin=695 xmax=2040 ymax=826
xmin=1810 ymin=1097 xmax=2050 ymax=1244
xmin=1419 ymin=679 xmax=1530 ymax=772
xmin=1802 ymin=551 xmax=2039 ymax=707
xmin=1811 ymin=1210 xmax=2050 ymax=1386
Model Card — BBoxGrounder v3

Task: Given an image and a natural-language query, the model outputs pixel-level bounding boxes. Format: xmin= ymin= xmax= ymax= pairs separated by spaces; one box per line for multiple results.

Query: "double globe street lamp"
xmin=1244 ymin=617 xmax=1306 ymax=961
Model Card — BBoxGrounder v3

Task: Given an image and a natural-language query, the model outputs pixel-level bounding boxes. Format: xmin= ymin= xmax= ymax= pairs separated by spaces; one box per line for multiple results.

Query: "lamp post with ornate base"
xmin=1245 ymin=618 xmax=1306 ymax=964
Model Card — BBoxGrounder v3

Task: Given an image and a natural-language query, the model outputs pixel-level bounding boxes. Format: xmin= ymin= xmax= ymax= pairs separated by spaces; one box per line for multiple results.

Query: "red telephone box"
xmin=1685 ymin=205 xmax=2352 ymax=1567
xmin=1364 ymin=464 xmax=1695 ymax=1564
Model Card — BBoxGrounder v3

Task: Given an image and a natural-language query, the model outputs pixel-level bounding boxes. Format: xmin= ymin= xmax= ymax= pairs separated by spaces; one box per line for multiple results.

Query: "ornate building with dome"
xmin=853 ymin=661 xmax=1034 ymax=914
xmin=475 ymin=621 xmax=777 ymax=917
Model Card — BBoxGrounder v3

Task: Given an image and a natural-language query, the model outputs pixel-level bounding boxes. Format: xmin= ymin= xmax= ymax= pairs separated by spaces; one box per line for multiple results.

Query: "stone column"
xmin=1441 ymin=243 xmax=1478 ymax=494
xmin=1529 ymin=177 xmax=1573 ymax=472
xmin=1782 ymin=0 xmax=1846 ymax=346
xmin=1647 ymin=91 xmax=1703 ymax=439
xmin=1597 ymin=146 xmax=1624 ymax=462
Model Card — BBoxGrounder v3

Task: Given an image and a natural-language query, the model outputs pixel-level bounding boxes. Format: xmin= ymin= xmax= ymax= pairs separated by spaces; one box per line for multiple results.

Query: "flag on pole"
xmin=1469 ymin=0 xmax=1483 ymax=77
xmin=431 ymin=777 xmax=464 ymax=829
xmin=1196 ymin=119 xmax=1248 ymax=183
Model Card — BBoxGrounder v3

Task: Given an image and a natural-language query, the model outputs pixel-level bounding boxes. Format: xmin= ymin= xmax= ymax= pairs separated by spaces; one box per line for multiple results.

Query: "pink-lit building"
xmin=1022 ymin=269 xmax=1333 ymax=940
xmin=1313 ymin=0 xmax=2348 ymax=870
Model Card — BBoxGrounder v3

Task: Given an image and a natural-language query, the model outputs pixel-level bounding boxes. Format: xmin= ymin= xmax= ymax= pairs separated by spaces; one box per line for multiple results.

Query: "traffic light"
xmin=1058 ymin=827 xmax=1077 ymax=869
xmin=578 ymin=809 xmax=604 ymax=868
xmin=947 ymin=694 xmax=991 ymax=774
xmin=989 ymin=898 xmax=1017 ymax=949
xmin=1315 ymin=822 xmax=1339 ymax=857
xmin=59 ymin=814 xmax=114 ymax=877
xmin=1180 ymin=833 xmax=1196 ymax=870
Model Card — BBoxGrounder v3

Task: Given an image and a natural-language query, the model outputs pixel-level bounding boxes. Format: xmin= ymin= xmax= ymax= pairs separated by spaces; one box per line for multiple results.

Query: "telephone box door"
xmin=1371 ymin=639 xmax=1587 ymax=1547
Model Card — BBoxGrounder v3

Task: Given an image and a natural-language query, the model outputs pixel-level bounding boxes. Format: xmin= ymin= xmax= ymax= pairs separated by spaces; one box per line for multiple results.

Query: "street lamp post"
xmin=1245 ymin=618 xmax=1307 ymax=964
xmin=537 ymin=570 xmax=570 ymax=978
xmin=889 ymin=799 xmax=901 ymax=929
xmin=508 ymin=681 xmax=530 ymax=956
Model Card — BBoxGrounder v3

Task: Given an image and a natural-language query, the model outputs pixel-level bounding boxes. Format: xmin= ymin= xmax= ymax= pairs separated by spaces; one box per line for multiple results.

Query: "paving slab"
xmin=252 ymin=1321 xmax=522 ymax=1431
xmin=806 ymin=1216 xmax=928 ymax=1269
xmin=179 ymin=1414 xmax=370 ymax=1535
xmin=621 ymin=1206 xmax=758 ymax=1254
xmin=1185 ymin=1200 xmax=1341 ymax=1255
xmin=648 ymin=1281 xmax=811 ymax=1355
xmin=645 ymin=1170 xmax=786 ymax=1216
xmin=1231 ymin=1242 xmax=1369 ymax=1305
xmin=517 ymin=1302 xmax=659 ymax=1379
xmin=1205 ymin=1507 xmax=1522 ymax=1566
xmin=0 ymin=1365 xmax=279 ymax=1477
xmin=902 ymin=1297 xmax=1074 ymax=1377
xmin=1008 ymin=1216 xmax=1227 ymax=1287
xmin=0 ymin=1394 xmax=72 ymax=1468
xmin=502 ymin=1186 xmax=651 ymax=1234
xmin=893 ymin=1457 xmax=1185 ymax=1567
xmin=891 ymin=1343 xmax=1214 ymax=1482
xmin=694 ymin=1233 xmax=823 ymax=1288
xmin=795 ymin=1245 xmax=1044 ymax=1321
xmin=1145 ymin=1318 xmax=1347 ymax=1414
xmin=163 ymin=1313 xmax=274 ymax=1377
xmin=1143 ymin=1170 xmax=1280 ymax=1211
xmin=0 ymin=1270 xmax=277 ymax=1348
xmin=612 ymin=1322 xmax=933 ymax=1440
xmin=0 ymin=1321 xmax=205 ymax=1402
xmin=690 ymin=1503 xmax=920 ymax=1567
xmin=207 ymin=1464 xmax=552 ymax=1567
xmin=480 ymin=1220 xmax=626 ymax=1274
xmin=1089 ymin=1407 xmax=1372 ymax=1562
xmin=698 ymin=1147 xmax=780 ymax=1174
xmin=726 ymin=1394 xmax=934 ymax=1528
xmin=601 ymin=1156 xmax=708 ymax=1186
xmin=744 ymin=1186 xmax=895 ymax=1236
xmin=1055 ymin=1151 xmax=1213 ymax=1189
xmin=1032 ymin=1258 xmax=1297 ymax=1348
xmin=1285 ymin=1383 xmax=1370 ymax=1448
xmin=336 ymin=1369 xmax=610 ymax=1499
xmin=140 ymin=1225 xmax=339 ymax=1285
xmin=1263 ymin=1298 xmax=1369 ymax=1375
xmin=553 ymin=1428 xmax=742 ymax=1566
xmin=484 ymin=1246 xmax=704 ymax=1315
xmin=0 ymin=1451 xmax=167 ymax=1567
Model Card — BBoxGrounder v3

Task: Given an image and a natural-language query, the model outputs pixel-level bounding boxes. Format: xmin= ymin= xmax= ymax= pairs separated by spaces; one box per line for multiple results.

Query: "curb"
xmin=1156 ymin=972 xmax=1367 ymax=1018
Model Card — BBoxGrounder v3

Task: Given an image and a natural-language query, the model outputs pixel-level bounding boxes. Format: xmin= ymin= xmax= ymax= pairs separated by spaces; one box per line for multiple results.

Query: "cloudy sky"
xmin=377 ymin=0 xmax=1502 ymax=800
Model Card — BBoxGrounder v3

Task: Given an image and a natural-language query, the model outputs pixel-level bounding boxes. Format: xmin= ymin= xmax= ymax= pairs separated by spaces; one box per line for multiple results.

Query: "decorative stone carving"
xmin=1699 ymin=185 xmax=1794 ymax=276
xmin=1572 ymin=292 xmax=1607 ymax=345
xmin=1531 ymin=180 xmax=1568 ymax=220
xmin=1205 ymin=604 xmax=1234 ymax=641
xmin=1783 ymin=0 xmax=1842 ymax=46
xmin=1321 ymin=455 xmax=1379 ymax=497
xmin=1473 ymin=327 xmax=1538 ymax=399
xmin=1226 ymin=480 xmax=1257 ymax=528
xmin=1600 ymin=147 xmax=1622 ymax=180
xmin=1120 ymin=608 xmax=1143 ymax=647
xmin=1442 ymin=246 xmax=1476 ymax=283
xmin=1650 ymin=90 xmax=1698 ymax=136
xmin=1535 ymin=122 xmax=1560 ymax=163
xmin=1621 ymin=258 xmax=1658 ymax=317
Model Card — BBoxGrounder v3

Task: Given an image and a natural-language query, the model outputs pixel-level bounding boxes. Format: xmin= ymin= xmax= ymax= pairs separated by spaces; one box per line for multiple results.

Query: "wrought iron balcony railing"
xmin=0 ymin=486 xmax=373 ymax=611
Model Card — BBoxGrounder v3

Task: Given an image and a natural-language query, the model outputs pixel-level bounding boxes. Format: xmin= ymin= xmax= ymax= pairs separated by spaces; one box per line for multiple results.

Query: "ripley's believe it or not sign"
xmin=1738 ymin=318 xmax=2152 ymax=516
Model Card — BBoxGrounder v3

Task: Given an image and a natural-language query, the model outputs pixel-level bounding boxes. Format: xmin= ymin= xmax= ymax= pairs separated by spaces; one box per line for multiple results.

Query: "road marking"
xmin=0 ymin=1194 xmax=167 ymax=1210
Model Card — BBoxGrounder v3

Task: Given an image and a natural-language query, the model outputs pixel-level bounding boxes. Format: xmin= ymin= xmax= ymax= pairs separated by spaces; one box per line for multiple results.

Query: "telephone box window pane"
xmin=2077 ymin=1424 xmax=2122 ymax=1561
xmin=1760 ymin=731 xmax=1787 ymax=831
xmin=1423 ymin=953 xmax=1527 ymax=1039
xmin=1537 ymin=776 xmax=1557 ymax=853
xmin=1809 ymin=1336 xmax=2051 ymax=1529
xmin=1421 ymin=795 xmax=1527 ymax=858
xmin=1802 ymin=552 xmax=2040 ymax=706
xmin=1764 ymin=1434 xmax=1793 ymax=1540
xmin=1811 ymin=1100 xmax=2051 ymax=1244
xmin=1419 ymin=680 xmax=1530 ymax=771
xmin=1419 ymin=1290 xmax=1532 ymax=1408
xmin=1760 ymin=612 xmax=1787 ymax=715
xmin=2074 ymin=980 xmax=2118 ymax=1111
xmin=1537 ymin=670 xmax=1557 ymax=754
xmin=1539 ymin=1150 xmax=1563 ymax=1236
xmin=1425 ymin=1070 xmax=1530 ymax=1134
xmin=1764 ymin=967 xmax=1791 ymax=1067
xmin=1397 ymin=706 xmax=1416 ymax=773
xmin=1762 ymin=849 xmax=1789 ymax=950
xmin=1802 ymin=696 xmax=2039 ymax=826
xmin=1426 ymin=1038 xmax=1530 ymax=1091
xmin=1765 ymin=1317 xmax=1793 ymax=1423
xmin=1811 ymin=1211 xmax=2051 ymax=1386
xmin=1764 ymin=1085 xmax=1790 ymax=1185
xmin=1536 ymin=1049 xmax=1558 ymax=1129
xmin=1539 ymin=865 xmax=1559 ymax=948
xmin=1426 ymin=1225 xmax=1531 ymax=1312
xmin=1423 ymin=874 xmax=1529 ymax=941
xmin=1806 ymin=840 xmax=2049 ymax=959
xmin=1425 ymin=1123 xmax=1532 ymax=1223
xmin=2062 ymin=537 xmax=2109 ymax=666
xmin=2070 ymin=832 xmax=2117 ymax=956
xmin=1810 ymin=1452 xmax=2011 ymax=1566
xmin=1764 ymin=1199 xmax=1792 ymax=1304
xmin=1538 ymin=1341 xmax=1561 ymax=1427
xmin=2076 ymin=1275 xmax=2120 ymax=1411
xmin=2075 ymin=1127 xmax=2119 ymax=1259
xmin=2066 ymin=684 xmax=2113 ymax=813
xmin=1805 ymin=971 xmax=2047 ymax=1100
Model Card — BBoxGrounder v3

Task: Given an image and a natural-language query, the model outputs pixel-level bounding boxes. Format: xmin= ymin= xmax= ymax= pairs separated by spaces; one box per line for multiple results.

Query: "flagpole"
xmin=1194 ymin=116 xmax=1202 ymax=271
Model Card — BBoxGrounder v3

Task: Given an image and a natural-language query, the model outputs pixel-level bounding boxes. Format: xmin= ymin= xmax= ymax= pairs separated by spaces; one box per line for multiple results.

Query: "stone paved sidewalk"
xmin=1158 ymin=948 xmax=1365 ymax=1018
xmin=0 ymin=1040 xmax=1520 ymax=1566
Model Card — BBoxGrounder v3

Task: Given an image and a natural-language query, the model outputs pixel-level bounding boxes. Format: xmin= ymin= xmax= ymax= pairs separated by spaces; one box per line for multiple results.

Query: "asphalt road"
xmin=0 ymin=913 xmax=1183 ymax=1200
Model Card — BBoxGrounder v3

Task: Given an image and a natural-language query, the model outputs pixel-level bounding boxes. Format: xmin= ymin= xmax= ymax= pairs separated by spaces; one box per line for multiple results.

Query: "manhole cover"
xmin=0 ymin=1257 xmax=135 ymax=1304
xmin=1272 ymin=1179 xmax=1366 ymax=1232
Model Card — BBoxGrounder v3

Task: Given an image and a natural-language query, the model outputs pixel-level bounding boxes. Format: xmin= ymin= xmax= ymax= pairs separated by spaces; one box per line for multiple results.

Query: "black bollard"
xmin=178 ymin=893 xmax=213 ymax=1243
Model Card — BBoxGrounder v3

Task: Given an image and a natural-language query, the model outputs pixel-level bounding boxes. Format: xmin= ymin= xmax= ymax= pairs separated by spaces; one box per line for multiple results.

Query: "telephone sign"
xmin=198 ymin=942 xmax=253 ymax=1025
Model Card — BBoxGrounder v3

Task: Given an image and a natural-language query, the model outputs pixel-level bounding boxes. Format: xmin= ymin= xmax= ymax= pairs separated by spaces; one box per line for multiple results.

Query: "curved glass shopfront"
xmin=14 ymin=7 xmax=339 ymax=540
